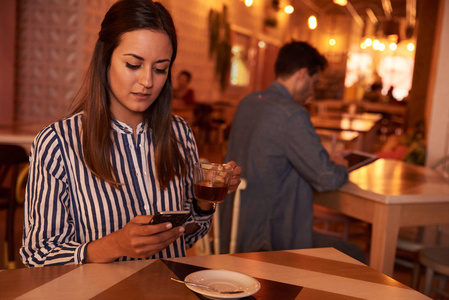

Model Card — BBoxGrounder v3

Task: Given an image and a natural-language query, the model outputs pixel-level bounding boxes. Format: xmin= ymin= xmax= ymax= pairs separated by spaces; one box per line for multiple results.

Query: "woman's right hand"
xmin=85 ymin=215 xmax=185 ymax=263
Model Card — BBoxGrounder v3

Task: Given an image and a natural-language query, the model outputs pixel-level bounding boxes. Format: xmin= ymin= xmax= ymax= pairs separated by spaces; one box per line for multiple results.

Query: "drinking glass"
xmin=193 ymin=162 xmax=233 ymax=203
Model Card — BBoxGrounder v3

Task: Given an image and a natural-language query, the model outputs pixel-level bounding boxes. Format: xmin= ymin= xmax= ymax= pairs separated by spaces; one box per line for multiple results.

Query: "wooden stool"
xmin=0 ymin=144 xmax=29 ymax=269
xmin=419 ymin=246 xmax=449 ymax=297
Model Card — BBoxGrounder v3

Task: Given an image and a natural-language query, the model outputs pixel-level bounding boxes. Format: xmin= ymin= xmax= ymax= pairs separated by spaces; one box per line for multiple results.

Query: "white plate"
xmin=184 ymin=269 xmax=261 ymax=299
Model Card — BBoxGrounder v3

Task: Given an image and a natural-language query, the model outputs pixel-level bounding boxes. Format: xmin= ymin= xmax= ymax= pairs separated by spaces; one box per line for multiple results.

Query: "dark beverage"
xmin=193 ymin=180 xmax=229 ymax=203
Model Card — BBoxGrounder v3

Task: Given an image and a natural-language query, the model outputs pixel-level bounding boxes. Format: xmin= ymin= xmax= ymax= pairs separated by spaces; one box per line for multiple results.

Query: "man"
xmin=218 ymin=41 xmax=364 ymax=261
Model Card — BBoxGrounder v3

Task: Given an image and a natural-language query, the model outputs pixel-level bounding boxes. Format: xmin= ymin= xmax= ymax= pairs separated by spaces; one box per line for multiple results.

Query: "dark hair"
xmin=71 ymin=0 xmax=185 ymax=189
xmin=179 ymin=70 xmax=192 ymax=82
xmin=274 ymin=41 xmax=327 ymax=79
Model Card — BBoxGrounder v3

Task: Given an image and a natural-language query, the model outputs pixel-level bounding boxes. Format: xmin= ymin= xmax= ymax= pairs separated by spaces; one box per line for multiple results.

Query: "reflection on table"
xmin=311 ymin=114 xmax=381 ymax=152
xmin=314 ymin=158 xmax=449 ymax=276
xmin=309 ymin=100 xmax=407 ymax=117
xmin=315 ymin=129 xmax=359 ymax=152
xmin=0 ymin=248 xmax=428 ymax=299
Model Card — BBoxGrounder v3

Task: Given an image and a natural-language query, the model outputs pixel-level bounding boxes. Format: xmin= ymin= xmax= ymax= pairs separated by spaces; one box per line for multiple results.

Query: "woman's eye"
xmin=126 ymin=62 xmax=141 ymax=70
xmin=154 ymin=68 xmax=168 ymax=74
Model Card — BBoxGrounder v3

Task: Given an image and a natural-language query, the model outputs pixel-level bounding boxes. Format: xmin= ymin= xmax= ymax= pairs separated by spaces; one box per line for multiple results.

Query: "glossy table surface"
xmin=343 ymin=158 xmax=449 ymax=204
xmin=0 ymin=248 xmax=428 ymax=299
xmin=314 ymin=159 xmax=449 ymax=276
xmin=310 ymin=115 xmax=379 ymax=133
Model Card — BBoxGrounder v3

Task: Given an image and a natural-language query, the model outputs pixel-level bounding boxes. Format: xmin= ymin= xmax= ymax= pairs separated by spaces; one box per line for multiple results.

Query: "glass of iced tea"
xmin=193 ymin=162 xmax=233 ymax=203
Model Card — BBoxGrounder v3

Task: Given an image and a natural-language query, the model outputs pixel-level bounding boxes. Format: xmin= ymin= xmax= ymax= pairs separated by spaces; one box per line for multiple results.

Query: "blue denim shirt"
xmin=218 ymin=81 xmax=348 ymax=253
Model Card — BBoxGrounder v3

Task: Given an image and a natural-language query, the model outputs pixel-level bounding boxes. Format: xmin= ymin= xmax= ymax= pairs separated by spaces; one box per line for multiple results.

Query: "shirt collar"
xmin=267 ymin=81 xmax=294 ymax=102
xmin=111 ymin=118 xmax=147 ymax=135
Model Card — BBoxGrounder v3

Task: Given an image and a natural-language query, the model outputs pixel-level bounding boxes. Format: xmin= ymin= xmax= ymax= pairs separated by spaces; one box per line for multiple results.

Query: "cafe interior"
xmin=1 ymin=0 xmax=449 ymax=298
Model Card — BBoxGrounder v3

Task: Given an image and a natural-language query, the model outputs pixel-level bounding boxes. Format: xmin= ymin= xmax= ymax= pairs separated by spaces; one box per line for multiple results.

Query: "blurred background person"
xmin=173 ymin=70 xmax=195 ymax=106
xmin=218 ymin=41 xmax=365 ymax=262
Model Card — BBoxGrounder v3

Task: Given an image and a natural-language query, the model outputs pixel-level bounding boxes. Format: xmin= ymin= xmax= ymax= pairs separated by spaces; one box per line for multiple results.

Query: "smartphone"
xmin=149 ymin=211 xmax=191 ymax=227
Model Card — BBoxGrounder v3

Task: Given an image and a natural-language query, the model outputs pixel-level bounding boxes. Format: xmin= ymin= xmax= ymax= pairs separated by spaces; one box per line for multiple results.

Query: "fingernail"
xmin=166 ymin=223 xmax=173 ymax=229
xmin=179 ymin=227 xmax=185 ymax=233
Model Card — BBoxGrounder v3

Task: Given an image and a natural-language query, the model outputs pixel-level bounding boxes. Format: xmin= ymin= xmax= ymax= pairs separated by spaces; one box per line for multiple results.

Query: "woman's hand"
xmin=225 ymin=161 xmax=242 ymax=194
xmin=85 ymin=215 xmax=184 ymax=263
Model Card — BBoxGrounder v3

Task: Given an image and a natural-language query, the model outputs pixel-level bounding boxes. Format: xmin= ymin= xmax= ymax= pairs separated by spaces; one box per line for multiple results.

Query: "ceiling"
xmin=292 ymin=0 xmax=411 ymax=21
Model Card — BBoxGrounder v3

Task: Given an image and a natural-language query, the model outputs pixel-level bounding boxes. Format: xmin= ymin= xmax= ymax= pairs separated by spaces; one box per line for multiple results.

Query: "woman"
xmin=20 ymin=0 xmax=241 ymax=267
xmin=173 ymin=70 xmax=195 ymax=105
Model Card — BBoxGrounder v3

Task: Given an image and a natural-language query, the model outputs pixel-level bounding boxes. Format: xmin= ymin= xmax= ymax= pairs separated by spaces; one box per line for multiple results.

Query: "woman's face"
xmin=108 ymin=29 xmax=173 ymax=126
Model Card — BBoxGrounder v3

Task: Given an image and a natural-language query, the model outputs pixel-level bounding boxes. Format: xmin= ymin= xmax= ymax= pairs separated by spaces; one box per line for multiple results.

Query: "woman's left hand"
xmin=225 ymin=161 xmax=242 ymax=193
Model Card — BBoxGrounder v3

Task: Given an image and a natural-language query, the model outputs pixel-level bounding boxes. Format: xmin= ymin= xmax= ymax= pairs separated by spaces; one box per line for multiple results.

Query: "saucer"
xmin=184 ymin=269 xmax=260 ymax=299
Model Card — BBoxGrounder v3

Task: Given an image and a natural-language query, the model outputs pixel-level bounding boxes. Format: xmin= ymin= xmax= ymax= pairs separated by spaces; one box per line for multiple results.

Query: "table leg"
xmin=370 ymin=204 xmax=401 ymax=276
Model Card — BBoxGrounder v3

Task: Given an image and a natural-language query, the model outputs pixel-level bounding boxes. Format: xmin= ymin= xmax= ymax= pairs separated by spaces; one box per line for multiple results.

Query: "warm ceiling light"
xmin=285 ymin=5 xmax=294 ymax=14
xmin=333 ymin=0 xmax=348 ymax=6
xmin=389 ymin=43 xmax=397 ymax=51
xmin=244 ymin=0 xmax=253 ymax=7
xmin=365 ymin=38 xmax=373 ymax=47
xmin=329 ymin=38 xmax=336 ymax=46
xmin=407 ymin=43 xmax=415 ymax=51
xmin=308 ymin=15 xmax=317 ymax=30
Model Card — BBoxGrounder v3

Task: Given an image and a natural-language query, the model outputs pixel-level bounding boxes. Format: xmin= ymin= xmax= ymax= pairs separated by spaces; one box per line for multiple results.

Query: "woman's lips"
xmin=133 ymin=92 xmax=151 ymax=100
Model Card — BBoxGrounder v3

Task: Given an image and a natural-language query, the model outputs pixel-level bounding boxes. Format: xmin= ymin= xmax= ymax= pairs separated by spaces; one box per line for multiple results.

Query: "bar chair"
xmin=0 ymin=144 xmax=29 ymax=269
xmin=196 ymin=178 xmax=247 ymax=255
xmin=214 ymin=178 xmax=247 ymax=254
xmin=419 ymin=246 xmax=449 ymax=298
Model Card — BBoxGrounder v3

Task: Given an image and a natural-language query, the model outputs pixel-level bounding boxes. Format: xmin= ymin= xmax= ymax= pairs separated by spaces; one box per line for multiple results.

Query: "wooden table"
xmin=314 ymin=159 xmax=449 ymax=277
xmin=309 ymin=100 xmax=407 ymax=118
xmin=311 ymin=115 xmax=380 ymax=152
xmin=0 ymin=248 xmax=428 ymax=299
xmin=0 ymin=123 xmax=46 ymax=153
xmin=315 ymin=129 xmax=359 ymax=152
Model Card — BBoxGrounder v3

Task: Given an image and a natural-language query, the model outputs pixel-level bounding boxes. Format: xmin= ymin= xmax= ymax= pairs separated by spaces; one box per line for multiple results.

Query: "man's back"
xmin=218 ymin=82 xmax=348 ymax=254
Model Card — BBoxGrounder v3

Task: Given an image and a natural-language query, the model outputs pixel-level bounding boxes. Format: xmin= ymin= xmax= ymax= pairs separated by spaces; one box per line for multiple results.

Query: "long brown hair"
xmin=71 ymin=0 xmax=186 ymax=189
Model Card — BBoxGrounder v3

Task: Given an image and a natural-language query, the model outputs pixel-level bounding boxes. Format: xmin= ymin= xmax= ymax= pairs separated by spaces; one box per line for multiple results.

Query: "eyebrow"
xmin=124 ymin=53 xmax=171 ymax=63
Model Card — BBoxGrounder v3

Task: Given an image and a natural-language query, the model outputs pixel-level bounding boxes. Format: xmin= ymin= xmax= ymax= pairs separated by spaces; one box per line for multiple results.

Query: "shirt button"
xmin=144 ymin=171 xmax=147 ymax=175
xmin=136 ymin=172 xmax=140 ymax=176
xmin=144 ymin=205 xmax=149 ymax=210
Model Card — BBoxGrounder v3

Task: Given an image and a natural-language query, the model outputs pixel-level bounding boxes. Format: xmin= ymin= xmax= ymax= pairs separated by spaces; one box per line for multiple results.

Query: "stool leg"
xmin=411 ymin=262 xmax=420 ymax=290
xmin=6 ymin=198 xmax=16 ymax=269
xmin=438 ymin=277 xmax=447 ymax=297
xmin=423 ymin=267 xmax=434 ymax=296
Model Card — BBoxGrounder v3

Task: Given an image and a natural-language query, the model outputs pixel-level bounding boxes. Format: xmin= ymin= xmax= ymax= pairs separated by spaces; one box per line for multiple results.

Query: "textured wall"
xmin=13 ymin=0 xmax=292 ymax=124
xmin=16 ymin=0 xmax=84 ymax=124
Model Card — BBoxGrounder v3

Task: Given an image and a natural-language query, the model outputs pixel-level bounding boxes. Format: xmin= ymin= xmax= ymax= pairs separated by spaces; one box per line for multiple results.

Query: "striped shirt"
xmin=20 ymin=113 xmax=211 ymax=267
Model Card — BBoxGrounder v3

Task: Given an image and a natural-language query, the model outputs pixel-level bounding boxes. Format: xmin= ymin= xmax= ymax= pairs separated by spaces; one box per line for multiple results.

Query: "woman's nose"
xmin=139 ymin=68 xmax=153 ymax=88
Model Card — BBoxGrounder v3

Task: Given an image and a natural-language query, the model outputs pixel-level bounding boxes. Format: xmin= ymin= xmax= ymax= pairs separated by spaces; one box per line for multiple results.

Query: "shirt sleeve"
xmin=20 ymin=126 xmax=87 ymax=267
xmin=284 ymin=109 xmax=348 ymax=192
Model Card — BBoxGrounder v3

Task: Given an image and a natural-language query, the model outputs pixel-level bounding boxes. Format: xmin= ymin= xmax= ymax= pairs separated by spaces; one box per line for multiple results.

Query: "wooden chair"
xmin=419 ymin=246 xmax=449 ymax=298
xmin=0 ymin=144 xmax=29 ymax=269
xmin=196 ymin=178 xmax=247 ymax=255
xmin=313 ymin=204 xmax=371 ymax=251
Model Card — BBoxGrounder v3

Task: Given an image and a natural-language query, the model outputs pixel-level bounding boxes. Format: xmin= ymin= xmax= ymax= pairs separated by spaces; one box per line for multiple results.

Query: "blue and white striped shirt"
xmin=20 ymin=112 xmax=211 ymax=267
